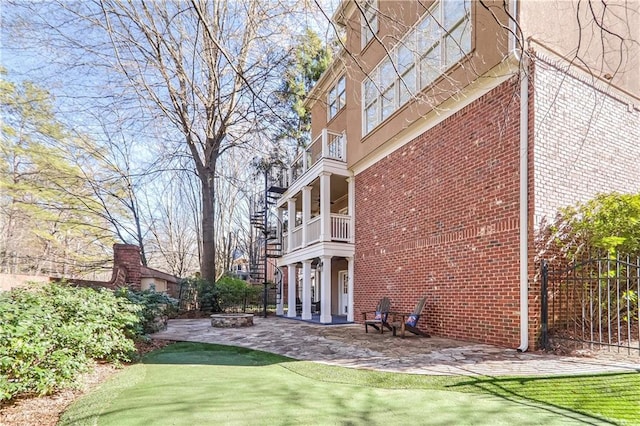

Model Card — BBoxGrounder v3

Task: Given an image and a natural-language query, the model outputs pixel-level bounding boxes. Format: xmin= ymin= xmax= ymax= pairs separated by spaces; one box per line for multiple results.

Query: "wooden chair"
xmin=391 ymin=296 xmax=429 ymax=338
xmin=362 ymin=297 xmax=392 ymax=334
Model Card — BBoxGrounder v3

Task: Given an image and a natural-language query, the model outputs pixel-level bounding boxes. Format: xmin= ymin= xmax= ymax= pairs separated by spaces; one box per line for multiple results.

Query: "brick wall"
xmin=529 ymin=53 xmax=640 ymax=350
xmin=113 ymin=244 xmax=142 ymax=289
xmin=0 ymin=274 xmax=48 ymax=291
xmin=533 ymin=55 xmax=640 ymax=227
xmin=354 ymin=77 xmax=525 ymax=347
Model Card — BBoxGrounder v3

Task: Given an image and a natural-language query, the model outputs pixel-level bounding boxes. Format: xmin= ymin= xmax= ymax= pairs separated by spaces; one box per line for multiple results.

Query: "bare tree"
xmin=145 ymin=169 xmax=201 ymax=277
xmin=77 ymin=107 xmax=158 ymax=266
xmin=95 ymin=0 xmax=301 ymax=283
xmin=3 ymin=0 xmax=306 ymax=283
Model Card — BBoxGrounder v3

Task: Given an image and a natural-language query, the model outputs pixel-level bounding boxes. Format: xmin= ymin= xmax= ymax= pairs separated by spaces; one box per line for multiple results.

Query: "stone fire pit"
xmin=210 ymin=313 xmax=254 ymax=328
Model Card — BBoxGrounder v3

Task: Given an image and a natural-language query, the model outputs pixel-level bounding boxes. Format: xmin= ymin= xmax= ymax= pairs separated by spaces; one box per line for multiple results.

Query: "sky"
xmin=0 ymin=0 xmax=340 ymax=265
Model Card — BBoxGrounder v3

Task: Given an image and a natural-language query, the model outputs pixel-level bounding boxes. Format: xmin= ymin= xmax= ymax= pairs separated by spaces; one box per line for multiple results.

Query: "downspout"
xmin=511 ymin=0 xmax=530 ymax=352
xmin=517 ymin=61 xmax=529 ymax=352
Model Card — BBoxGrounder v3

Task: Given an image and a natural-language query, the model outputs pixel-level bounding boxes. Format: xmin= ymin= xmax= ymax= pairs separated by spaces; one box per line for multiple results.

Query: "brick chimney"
xmin=113 ymin=244 xmax=142 ymax=290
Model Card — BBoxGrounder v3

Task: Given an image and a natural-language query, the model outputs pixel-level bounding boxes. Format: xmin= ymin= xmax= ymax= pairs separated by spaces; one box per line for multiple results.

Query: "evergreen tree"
xmin=0 ymin=69 xmax=117 ymax=275
xmin=278 ymin=28 xmax=333 ymax=150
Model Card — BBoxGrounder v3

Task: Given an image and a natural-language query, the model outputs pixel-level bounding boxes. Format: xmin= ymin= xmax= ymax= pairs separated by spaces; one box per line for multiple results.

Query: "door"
xmin=338 ymin=270 xmax=348 ymax=315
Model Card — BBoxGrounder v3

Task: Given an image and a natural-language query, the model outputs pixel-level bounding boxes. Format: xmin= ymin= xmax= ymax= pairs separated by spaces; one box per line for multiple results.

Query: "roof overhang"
xmin=332 ymin=0 xmax=355 ymax=27
xmin=140 ymin=266 xmax=178 ymax=283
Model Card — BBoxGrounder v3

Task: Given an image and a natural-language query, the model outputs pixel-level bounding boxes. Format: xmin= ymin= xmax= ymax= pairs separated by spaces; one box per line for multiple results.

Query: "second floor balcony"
xmin=282 ymin=213 xmax=351 ymax=253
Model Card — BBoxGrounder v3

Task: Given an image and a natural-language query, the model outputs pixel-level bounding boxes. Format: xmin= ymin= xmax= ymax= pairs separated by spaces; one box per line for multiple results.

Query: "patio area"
xmin=152 ymin=316 xmax=639 ymax=376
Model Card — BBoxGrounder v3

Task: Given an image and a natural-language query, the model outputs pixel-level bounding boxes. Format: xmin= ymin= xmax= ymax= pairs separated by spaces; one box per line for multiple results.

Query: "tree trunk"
xmin=200 ymin=172 xmax=216 ymax=283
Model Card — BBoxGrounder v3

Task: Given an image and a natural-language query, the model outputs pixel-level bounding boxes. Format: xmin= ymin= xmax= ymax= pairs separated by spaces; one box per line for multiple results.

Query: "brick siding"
xmin=353 ymin=53 xmax=639 ymax=348
xmin=533 ymin=55 xmax=640 ymax=228
xmin=354 ymin=77 xmax=526 ymax=347
xmin=112 ymin=244 xmax=142 ymax=289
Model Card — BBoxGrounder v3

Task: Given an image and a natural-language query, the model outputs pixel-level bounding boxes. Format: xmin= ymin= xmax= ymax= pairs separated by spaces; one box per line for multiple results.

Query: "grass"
xmin=286 ymin=362 xmax=640 ymax=424
xmin=60 ymin=342 xmax=640 ymax=425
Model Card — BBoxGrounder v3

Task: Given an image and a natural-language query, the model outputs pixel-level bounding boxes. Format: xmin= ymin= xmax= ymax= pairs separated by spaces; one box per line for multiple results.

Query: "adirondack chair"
xmin=391 ymin=296 xmax=429 ymax=338
xmin=362 ymin=297 xmax=392 ymax=334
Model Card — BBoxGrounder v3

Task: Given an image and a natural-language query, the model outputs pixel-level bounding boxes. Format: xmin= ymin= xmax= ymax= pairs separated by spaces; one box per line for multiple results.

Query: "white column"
xmin=301 ymin=186 xmax=312 ymax=247
xmin=287 ymin=264 xmax=297 ymax=318
xmin=320 ymin=255 xmax=332 ymax=324
xmin=301 ymin=260 xmax=312 ymax=320
xmin=275 ymin=268 xmax=284 ymax=316
xmin=287 ymin=197 xmax=296 ymax=253
xmin=347 ymin=256 xmax=354 ymax=322
xmin=347 ymin=176 xmax=355 ymax=243
xmin=319 ymin=172 xmax=332 ymax=242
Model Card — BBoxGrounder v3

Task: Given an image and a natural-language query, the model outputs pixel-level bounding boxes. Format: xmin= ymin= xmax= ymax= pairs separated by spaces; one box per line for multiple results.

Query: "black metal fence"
xmin=177 ymin=281 xmax=278 ymax=314
xmin=540 ymin=255 xmax=640 ymax=355
xmin=238 ymin=286 xmax=278 ymax=314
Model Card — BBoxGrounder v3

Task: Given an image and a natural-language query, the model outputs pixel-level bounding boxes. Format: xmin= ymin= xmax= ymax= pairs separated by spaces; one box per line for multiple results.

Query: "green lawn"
xmin=60 ymin=343 xmax=640 ymax=425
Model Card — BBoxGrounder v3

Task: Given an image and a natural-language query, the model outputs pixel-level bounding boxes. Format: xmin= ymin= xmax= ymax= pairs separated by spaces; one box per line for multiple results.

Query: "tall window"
xmin=363 ymin=76 xmax=378 ymax=134
xmin=362 ymin=0 xmax=472 ymax=135
xmin=361 ymin=0 xmax=378 ymax=48
xmin=328 ymin=76 xmax=346 ymax=119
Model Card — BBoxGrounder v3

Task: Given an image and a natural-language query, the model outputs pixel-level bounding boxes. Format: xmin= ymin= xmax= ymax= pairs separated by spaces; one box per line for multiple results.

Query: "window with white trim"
xmin=362 ymin=0 xmax=472 ymax=135
xmin=328 ymin=76 xmax=346 ymax=120
xmin=361 ymin=0 xmax=378 ymax=48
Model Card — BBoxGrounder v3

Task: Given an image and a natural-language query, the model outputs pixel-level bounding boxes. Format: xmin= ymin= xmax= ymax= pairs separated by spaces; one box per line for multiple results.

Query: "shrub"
xmin=176 ymin=276 xmax=259 ymax=313
xmin=538 ymin=192 xmax=640 ymax=260
xmin=537 ymin=193 xmax=640 ymax=328
xmin=115 ymin=288 xmax=179 ymax=334
xmin=214 ymin=276 xmax=260 ymax=312
xmin=196 ymin=277 xmax=218 ymax=312
xmin=0 ymin=283 xmax=141 ymax=401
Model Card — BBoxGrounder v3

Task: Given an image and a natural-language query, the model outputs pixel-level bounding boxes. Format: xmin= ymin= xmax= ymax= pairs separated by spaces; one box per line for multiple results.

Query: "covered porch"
xmin=276 ymin=252 xmax=354 ymax=324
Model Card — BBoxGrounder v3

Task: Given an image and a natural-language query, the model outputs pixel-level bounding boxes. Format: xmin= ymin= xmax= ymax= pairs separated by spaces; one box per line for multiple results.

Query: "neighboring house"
xmin=230 ymin=255 xmax=251 ymax=281
xmin=268 ymin=0 xmax=640 ymax=349
xmin=140 ymin=265 xmax=178 ymax=294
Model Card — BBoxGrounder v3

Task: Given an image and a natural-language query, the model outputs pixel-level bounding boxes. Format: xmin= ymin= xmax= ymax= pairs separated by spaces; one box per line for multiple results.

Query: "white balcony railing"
xmin=282 ymin=214 xmax=352 ymax=255
xmin=291 ymin=225 xmax=303 ymax=251
xmin=287 ymin=129 xmax=345 ymax=186
xmin=330 ymin=214 xmax=350 ymax=241
xmin=307 ymin=216 xmax=321 ymax=244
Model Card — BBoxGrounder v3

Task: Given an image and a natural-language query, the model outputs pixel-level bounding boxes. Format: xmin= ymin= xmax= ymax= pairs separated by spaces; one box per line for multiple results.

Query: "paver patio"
xmin=152 ymin=316 xmax=639 ymax=376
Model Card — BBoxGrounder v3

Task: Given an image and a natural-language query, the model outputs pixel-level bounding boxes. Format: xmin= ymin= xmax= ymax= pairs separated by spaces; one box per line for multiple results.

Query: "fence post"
xmin=540 ymin=260 xmax=549 ymax=350
xmin=243 ymin=289 xmax=247 ymax=313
